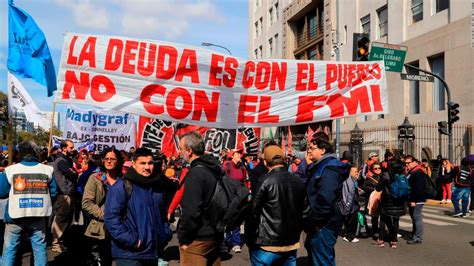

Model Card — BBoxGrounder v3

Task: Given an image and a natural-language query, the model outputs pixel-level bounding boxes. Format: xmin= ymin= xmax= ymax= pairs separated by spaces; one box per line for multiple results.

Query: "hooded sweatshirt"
xmin=177 ymin=154 xmax=223 ymax=245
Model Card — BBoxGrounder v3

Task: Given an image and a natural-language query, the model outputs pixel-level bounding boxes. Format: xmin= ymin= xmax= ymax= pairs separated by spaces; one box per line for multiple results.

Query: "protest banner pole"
xmin=47 ymin=102 xmax=57 ymax=155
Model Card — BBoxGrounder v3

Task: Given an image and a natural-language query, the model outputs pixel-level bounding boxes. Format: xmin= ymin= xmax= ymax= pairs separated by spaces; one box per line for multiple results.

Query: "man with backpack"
xmin=451 ymin=157 xmax=471 ymax=217
xmin=246 ymin=145 xmax=309 ymax=265
xmin=405 ymin=155 xmax=426 ymax=245
xmin=104 ymin=148 xmax=172 ymax=265
xmin=177 ymin=132 xmax=223 ymax=265
xmin=304 ymin=138 xmax=351 ymax=265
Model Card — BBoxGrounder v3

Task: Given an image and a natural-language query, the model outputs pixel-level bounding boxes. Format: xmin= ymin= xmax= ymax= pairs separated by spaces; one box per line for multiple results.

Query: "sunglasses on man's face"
xmin=373 ymin=167 xmax=381 ymax=170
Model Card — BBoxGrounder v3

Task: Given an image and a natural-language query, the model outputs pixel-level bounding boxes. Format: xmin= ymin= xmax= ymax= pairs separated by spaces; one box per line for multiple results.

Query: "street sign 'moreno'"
xmin=369 ymin=42 xmax=408 ymax=73
xmin=400 ymin=74 xmax=435 ymax=82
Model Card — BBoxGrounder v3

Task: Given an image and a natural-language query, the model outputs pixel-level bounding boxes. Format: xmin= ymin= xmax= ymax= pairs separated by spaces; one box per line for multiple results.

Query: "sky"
xmin=0 ymin=0 xmax=249 ymax=118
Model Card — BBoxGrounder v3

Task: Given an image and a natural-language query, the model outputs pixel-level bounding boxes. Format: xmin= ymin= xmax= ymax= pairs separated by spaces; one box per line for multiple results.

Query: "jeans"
xmin=452 ymin=186 xmax=471 ymax=214
xmin=305 ymin=227 xmax=338 ymax=266
xmin=250 ymin=247 xmax=296 ymax=266
xmin=2 ymin=218 xmax=47 ymax=266
xmin=409 ymin=204 xmax=424 ymax=241
xmin=115 ymin=259 xmax=157 ymax=266
xmin=225 ymin=227 xmax=241 ymax=247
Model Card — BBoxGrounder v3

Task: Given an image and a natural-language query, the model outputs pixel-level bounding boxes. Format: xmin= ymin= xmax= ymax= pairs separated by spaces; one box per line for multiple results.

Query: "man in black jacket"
xmin=177 ymin=131 xmax=222 ymax=265
xmin=52 ymin=139 xmax=78 ymax=253
xmin=247 ymin=145 xmax=309 ymax=265
xmin=405 ymin=155 xmax=426 ymax=245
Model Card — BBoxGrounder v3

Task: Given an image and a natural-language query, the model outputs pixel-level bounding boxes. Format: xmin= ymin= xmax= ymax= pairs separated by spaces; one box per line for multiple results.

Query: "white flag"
xmin=7 ymin=72 xmax=49 ymax=129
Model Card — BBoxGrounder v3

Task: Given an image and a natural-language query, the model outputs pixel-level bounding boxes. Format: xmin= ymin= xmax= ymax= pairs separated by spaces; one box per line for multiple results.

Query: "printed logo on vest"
xmin=13 ymin=174 xmax=49 ymax=194
xmin=19 ymin=198 xmax=44 ymax=208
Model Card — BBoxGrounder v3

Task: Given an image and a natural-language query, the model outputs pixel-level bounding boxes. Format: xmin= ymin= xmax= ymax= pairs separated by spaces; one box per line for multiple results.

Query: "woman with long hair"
xmin=439 ymin=159 xmax=454 ymax=204
xmin=362 ymin=162 xmax=383 ymax=240
xmin=82 ymin=148 xmax=123 ymax=266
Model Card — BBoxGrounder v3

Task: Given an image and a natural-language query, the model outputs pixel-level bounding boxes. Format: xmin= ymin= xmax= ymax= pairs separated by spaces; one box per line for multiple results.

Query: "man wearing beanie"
xmin=246 ymin=145 xmax=310 ymax=265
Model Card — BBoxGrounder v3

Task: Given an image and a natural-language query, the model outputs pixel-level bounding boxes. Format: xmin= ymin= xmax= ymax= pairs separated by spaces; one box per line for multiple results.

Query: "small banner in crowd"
xmin=55 ymin=33 xmax=388 ymax=128
xmin=52 ymin=135 xmax=94 ymax=151
xmin=136 ymin=117 xmax=261 ymax=158
xmin=63 ymin=105 xmax=136 ymax=152
xmin=7 ymin=72 xmax=49 ymax=128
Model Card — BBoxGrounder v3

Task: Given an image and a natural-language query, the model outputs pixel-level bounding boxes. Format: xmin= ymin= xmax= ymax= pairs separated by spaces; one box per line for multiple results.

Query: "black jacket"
xmin=408 ymin=167 xmax=427 ymax=203
xmin=53 ymin=153 xmax=78 ymax=195
xmin=177 ymin=155 xmax=222 ymax=245
xmin=375 ymin=173 xmax=406 ymax=217
xmin=247 ymin=167 xmax=309 ymax=247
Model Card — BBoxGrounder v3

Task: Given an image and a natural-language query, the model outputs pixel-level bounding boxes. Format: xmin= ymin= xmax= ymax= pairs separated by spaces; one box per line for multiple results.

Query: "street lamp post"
xmin=201 ymin=42 xmax=232 ymax=55
xmin=350 ymin=123 xmax=363 ymax=168
xmin=398 ymin=117 xmax=415 ymax=156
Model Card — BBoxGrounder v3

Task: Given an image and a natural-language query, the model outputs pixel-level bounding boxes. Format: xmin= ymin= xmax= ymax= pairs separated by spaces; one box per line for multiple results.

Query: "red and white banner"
xmin=136 ymin=117 xmax=261 ymax=157
xmin=55 ymin=33 xmax=388 ymax=128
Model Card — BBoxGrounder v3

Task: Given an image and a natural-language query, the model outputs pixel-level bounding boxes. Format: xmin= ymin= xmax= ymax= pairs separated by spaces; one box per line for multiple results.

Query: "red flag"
xmin=287 ymin=126 xmax=293 ymax=155
xmin=281 ymin=132 xmax=286 ymax=155
xmin=307 ymin=125 xmax=315 ymax=144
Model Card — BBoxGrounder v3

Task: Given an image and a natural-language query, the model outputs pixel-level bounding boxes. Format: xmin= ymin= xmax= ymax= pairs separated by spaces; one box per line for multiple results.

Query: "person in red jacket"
xmin=222 ymin=149 xmax=247 ymax=253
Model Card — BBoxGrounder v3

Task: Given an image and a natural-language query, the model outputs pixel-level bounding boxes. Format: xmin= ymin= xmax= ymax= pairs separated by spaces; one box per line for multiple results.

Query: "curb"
xmin=425 ymin=199 xmax=453 ymax=207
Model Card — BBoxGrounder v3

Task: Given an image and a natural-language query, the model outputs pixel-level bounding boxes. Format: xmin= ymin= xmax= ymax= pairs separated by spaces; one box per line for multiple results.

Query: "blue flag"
xmin=8 ymin=0 xmax=57 ymax=97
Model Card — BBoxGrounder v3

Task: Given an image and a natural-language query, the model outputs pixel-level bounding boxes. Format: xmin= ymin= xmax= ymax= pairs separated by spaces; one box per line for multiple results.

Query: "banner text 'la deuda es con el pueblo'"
xmin=55 ymin=33 xmax=389 ymax=128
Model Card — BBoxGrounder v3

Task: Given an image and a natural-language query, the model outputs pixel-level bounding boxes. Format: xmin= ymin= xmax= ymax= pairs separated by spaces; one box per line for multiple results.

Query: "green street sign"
xmin=369 ymin=42 xmax=408 ymax=73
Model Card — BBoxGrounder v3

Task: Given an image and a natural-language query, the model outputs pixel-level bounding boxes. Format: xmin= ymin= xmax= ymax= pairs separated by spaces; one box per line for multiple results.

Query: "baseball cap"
xmin=228 ymin=149 xmax=243 ymax=157
xmin=368 ymin=152 xmax=378 ymax=158
xmin=264 ymin=146 xmax=284 ymax=163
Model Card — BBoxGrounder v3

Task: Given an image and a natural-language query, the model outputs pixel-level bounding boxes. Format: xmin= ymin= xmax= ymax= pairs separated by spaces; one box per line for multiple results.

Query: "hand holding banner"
xmin=55 ymin=33 xmax=388 ymax=128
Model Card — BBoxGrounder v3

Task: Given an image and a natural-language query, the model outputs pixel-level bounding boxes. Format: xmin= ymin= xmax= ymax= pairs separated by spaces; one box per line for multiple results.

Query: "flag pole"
xmin=47 ymin=102 xmax=57 ymax=156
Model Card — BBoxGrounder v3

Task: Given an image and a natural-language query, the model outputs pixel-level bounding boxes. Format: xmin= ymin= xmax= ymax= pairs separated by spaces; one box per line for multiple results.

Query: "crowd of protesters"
xmin=0 ymin=134 xmax=473 ymax=266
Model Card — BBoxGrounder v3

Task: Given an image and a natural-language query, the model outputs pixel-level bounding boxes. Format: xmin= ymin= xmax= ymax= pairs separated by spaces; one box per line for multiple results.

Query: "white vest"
xmin=4 ymin=163 xmax=54 ymax=219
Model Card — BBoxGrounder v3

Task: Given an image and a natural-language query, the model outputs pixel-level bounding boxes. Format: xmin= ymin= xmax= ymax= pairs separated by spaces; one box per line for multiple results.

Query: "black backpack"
xmin=196 ymin=165 xmax=251 ymax=233
xmin=455 ymin=166 xmax=472 ymax=188
xmin=424 ymin=173 xmax=437 ymax=199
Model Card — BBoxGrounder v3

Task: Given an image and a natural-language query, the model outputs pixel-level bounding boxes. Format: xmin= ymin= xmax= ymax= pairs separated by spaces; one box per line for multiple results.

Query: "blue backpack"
xmin=389 ymin=173 xmax=410 ymax=199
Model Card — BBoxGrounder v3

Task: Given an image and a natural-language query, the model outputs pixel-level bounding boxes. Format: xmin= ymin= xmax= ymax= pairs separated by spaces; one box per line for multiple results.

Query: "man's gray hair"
xmin=181 ymin=131 xmax=205 ymax=156
xmin=18 ymin=141 xmax=40 ymax=160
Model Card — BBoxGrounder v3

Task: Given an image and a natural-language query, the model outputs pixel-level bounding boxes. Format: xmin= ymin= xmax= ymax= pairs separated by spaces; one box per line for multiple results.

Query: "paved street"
xmin=18 ymin=201 xmax=474 ymax=265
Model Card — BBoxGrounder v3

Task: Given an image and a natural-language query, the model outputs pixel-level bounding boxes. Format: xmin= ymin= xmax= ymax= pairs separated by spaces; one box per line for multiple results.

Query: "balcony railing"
xmin=294 ymin=22 xmax=324 ymax=50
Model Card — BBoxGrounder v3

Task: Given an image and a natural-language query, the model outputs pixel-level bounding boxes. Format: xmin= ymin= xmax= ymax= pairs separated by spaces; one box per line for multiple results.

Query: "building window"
xmin=269 ymin=7 xmax=273 ymax=25
xmin=429 ymin=54 xmax=445 ymax=111
xmin=407 ymin=62 xmax=420 ymax=114
xmin=377 ymin=6 xmax=388 ymax=38
xmin=259 ymin=45 xmax=263 ymax=58
xmin=254 ymin=49 xmax=258 ymax=59
xmin=259 ymin=17 xmax=263 ymax=35
xmin=361 ymin=15 xmax=370 ymax=35
xmin=269 ymin=38 xmax=273 ymax=55
xmin=343 ymin=25 xmax=347 ymax=44
xmin=255 ymin=21 xmax=259 ymax=37
xmin=274 ymin=34 xmax=279 ymax=51
xmin=308 ymin=46 xmax=317 ymax=60
xmin=308 ymin=12 xmax=317 ymax=41
xmin=434 ymin=0 xmax=449 ymax=13
xmin=411 ymin=0 xmax=423 ymax=23
xmin=275 ymin=3 xmax=279 ymax=21
xmin=296 ymin=53 xmax=305 ymax=60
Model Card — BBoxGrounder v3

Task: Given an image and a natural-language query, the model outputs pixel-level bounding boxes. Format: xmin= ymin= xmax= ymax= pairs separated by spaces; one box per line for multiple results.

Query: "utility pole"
xmin=334 ymin=0 xmax=341 ymax=157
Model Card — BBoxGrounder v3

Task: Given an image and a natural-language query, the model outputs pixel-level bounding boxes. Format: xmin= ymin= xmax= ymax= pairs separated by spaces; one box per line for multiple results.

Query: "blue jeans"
xmin=409 ymin=204 xmax=424 ymax=241
xmin=305 ymin=227 xmax=338 ymax=266
xmin=452 ymin=186 xmax=471 ymax=214
xmin=2 ymin=218 xmax=47 ymax=266
xmin=250 ymin=247 xmax=296 ymax=266
xmin=225 ymin=227 xmax=241 ymax=247
xmin=115 ymin=259 xmax=157 ymax=266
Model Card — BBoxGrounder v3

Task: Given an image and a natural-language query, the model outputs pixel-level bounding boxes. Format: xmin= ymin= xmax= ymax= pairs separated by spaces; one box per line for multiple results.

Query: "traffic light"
xmin=353 ymin=33 xmax=370 ymax=61
xmin=448 ymin=102 xmax=460 ymax=124
xmin=438 ymin=121 xmax=449 ymax=135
